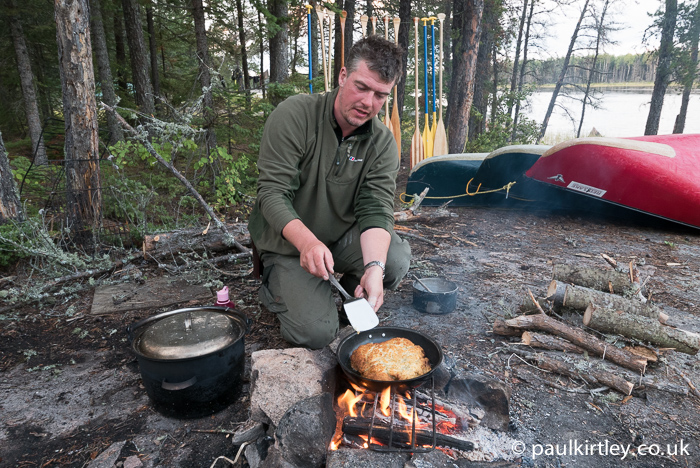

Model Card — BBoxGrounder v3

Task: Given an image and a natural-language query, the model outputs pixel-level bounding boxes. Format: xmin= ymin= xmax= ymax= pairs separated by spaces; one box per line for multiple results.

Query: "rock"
xmin=407 ymin=449 xmax=459 ymax=468
xmin=447 ymin=376 xmax=511 ymax=432
xmin=250 ymin=348 xmax=337 ymax=426
xmin=86 ymin=441 xmax=126 ymax=468
xmin=123 ymin=455 xmax=143 ymax=468
xmin=326 ymin=447 xmax=408 ymax=468
xmin=274 ymin=393 xmax=336 ymax=468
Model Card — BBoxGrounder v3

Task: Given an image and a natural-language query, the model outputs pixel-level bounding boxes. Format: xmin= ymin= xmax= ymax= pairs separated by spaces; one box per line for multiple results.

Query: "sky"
xmin=541 ymin=0 xmax=662 ymax=58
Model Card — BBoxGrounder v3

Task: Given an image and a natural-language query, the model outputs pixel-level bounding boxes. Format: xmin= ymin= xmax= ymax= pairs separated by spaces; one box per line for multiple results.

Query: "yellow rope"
xmin=400 ymin=178 xmax=517 ymax=204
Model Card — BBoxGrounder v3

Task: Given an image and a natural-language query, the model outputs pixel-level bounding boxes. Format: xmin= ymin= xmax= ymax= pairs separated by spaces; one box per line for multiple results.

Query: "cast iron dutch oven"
xmin=336 ymin=326 xmax=443 ymax=392
xmin=127 ymin=306 xmax=249 ymax=418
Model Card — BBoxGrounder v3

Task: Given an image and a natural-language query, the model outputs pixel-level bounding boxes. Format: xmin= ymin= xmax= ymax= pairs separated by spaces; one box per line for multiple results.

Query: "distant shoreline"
xmin=536 ymin=82 xmax=700 ymax=93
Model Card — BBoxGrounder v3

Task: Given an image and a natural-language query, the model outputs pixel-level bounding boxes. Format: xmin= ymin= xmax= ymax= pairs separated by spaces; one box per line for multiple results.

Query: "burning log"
xmin=583 ymin=305 xmax=700 ymax=355
xmin=504 ymin=314 xmax=647 ymax=374
xmin=342 ymin=417 xmax=474 ymax=452
xmin=521 ymin=331 xmax=586 ymax=354
xmin=552 ymin=264 xmax=643 ymax=297
xmin=508 ymin=348 xmax=634 ymax=395
xmin=547 ymin=281 xmax=667 ymax=323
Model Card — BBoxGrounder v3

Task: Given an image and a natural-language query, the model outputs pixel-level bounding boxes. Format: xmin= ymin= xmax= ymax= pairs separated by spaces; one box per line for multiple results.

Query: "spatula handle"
xmin=328 ymin=275 xmax=352 ymax=300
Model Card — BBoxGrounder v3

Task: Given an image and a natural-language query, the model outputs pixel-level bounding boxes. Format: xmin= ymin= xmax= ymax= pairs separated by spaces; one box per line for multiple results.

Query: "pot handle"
xmin=161 ymin=376 xmax=197 ymax=391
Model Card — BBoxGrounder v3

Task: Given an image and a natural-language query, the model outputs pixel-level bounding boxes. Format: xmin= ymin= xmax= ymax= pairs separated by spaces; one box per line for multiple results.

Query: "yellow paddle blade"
xmin=422 ymin=115 xmax=430 ymax=158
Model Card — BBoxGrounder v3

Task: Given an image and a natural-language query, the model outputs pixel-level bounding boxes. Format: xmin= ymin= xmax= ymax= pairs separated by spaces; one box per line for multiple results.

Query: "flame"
xmin=379 ymin=386 xmax=392 ymax=416
xmin=396 ymin=395 xmax=414 ymax=422
xmin=337 ymin=389 xmax=364 ymax=418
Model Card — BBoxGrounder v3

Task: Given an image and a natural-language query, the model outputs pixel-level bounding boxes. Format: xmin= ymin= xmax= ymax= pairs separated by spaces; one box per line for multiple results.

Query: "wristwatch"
xmin=364 ymin=260 xmax=386 ymax=279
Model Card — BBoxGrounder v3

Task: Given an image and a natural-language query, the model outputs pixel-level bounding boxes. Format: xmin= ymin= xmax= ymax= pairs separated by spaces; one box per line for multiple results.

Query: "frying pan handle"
xmin=161 ymin=376 xmax=197 ymax=391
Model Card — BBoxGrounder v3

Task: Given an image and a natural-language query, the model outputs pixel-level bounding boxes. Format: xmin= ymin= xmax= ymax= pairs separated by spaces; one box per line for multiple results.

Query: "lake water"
xmin=525 ymin=89 xmax=700 ymax=140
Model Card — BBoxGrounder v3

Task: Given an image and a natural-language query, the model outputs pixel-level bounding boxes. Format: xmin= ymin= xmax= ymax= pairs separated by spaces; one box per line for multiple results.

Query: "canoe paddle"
xmin=360 ymin=15 xmax=368 ymax=38
xmin=421 ymin=18 xmax=433 ymax=158
xmin=315 ymin=6 xmax=329 ymax=92
xmin=383 ymin=16 xmax=394 ymax=137
xmin=371 ymin=16 xmax=377 ymax=35
xmin=326 ymin=10 xmax=335 ymax=89
xmin=340 ymin=10 xmax=347 ymax=69
xmin=305 ymin=4 xmax=313 ymax=93
xmin=433 ymin=13 xmax=448 ymax=156
xmin=410 ymin=17 xmax=425 ymax=169
xmin=391 ymin=16 xmax=402 ymax=155
xmin=430 ymin=17 xmax=437 ymax=142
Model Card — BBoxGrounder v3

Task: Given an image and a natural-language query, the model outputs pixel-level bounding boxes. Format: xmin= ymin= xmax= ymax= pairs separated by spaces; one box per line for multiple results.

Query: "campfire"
xmin=330 ymin=378 xmax=478 ymax=455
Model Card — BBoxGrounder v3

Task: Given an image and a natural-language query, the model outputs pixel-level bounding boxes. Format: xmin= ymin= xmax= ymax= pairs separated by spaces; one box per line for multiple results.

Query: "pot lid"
xmin=135 ymin=310 xmax=243 ymax=360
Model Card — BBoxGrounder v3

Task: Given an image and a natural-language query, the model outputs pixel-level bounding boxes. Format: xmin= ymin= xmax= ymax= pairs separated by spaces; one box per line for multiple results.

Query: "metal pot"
xmin=336 ymin=327 xmax=443 ymax=392
xmin=412 ymin=278 xmax=458 ymax=314
xmin=127 ymin=307 xmax=249 ymax=418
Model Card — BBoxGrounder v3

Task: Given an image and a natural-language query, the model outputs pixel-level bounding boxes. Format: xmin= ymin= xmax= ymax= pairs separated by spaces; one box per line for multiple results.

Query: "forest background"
xmin=0 ymin=0 xmax=698 ymax=298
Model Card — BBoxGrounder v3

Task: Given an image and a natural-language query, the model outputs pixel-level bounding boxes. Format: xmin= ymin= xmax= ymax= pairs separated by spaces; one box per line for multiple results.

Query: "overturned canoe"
xmin=525 ymin=134 xmax=700 ymax=229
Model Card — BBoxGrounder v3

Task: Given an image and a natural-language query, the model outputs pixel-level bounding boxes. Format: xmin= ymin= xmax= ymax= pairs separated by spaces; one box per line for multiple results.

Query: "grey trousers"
xmin=258 ymin=225 xmax=411 ymax=349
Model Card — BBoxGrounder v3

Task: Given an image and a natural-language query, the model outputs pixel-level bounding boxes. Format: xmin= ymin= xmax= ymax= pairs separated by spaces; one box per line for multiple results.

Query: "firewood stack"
xmin=493 ymin=259 xmax=700 ymax=397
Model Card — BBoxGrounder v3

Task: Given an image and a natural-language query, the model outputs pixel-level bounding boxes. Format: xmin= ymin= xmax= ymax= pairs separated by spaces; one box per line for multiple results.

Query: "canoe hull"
xmin=525 ymin=134 xmax=700 ymax=228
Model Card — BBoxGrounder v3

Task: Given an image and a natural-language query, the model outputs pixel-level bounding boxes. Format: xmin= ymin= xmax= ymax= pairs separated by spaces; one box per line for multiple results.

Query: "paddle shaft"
xmin=411 ymin=17 xmax=423 ymax=169
xmin=391 ymin=17 xmax=401 ymax=154
xmin=306 ymin=5 xmax=313 ymax=93
xmin=315 ymin=7 xmax=329 ymax=92
xmin=421 ymin=18 xmax=432 ymax=158
xmin=340 ymin=11 xmax=347 ymax=69
xmin=433 ymin=13 xmax=448 ymax=156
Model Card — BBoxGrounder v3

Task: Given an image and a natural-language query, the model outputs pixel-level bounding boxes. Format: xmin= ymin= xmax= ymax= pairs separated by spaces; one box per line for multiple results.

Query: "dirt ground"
xmin=2 ymin=181 xmax=700 ymax=467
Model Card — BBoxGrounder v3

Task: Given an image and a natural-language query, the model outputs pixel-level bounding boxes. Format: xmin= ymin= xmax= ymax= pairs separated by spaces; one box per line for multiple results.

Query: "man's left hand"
xmin=354 ymin=267 xmax=384 ymax=312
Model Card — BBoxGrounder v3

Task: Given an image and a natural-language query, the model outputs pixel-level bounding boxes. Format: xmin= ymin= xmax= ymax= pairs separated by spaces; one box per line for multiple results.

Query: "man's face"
xmin=334 ymin=60 xmax=394 ymax=136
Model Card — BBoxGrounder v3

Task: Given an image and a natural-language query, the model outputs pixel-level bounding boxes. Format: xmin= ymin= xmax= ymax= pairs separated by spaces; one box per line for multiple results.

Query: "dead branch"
xmin=504 ymin=313 xmax=647 ymax=374
xmin=507 ymin=347 xmax=634 ymax=395
xmin=101 ymin=102 xmax=248 ymax=254
xmin=521 ymin=331 xmax=587 ymax=354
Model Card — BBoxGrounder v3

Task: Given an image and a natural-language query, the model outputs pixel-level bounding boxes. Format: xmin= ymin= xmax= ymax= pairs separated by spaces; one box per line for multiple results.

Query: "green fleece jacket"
xmin=248 ymin=88 xmax=399 ymax=256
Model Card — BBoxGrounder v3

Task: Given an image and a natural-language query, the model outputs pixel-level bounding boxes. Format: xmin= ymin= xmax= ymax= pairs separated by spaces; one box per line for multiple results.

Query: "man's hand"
xmin=282 ymin=219 xmax=334 ymax=280
xmin=355 ymin=266 xmax=384 ymax=312
xmin=299 ymin=241 xmax=334 ymax=280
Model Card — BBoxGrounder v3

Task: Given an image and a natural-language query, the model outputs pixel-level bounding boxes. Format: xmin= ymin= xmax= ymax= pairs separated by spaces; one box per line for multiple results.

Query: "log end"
xmin=547 ymin=280 xmax=558 ymax=299
xmin=583 ymin=304 xmax=593 ymax=326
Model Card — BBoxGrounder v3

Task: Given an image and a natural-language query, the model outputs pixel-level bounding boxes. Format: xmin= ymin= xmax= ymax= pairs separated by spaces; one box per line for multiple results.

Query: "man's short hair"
xmin=345 ymin=35 xmax=404 ymax=85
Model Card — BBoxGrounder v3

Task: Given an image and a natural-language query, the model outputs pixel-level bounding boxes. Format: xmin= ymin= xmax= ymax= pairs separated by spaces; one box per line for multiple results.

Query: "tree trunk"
xmin=268 ymin=0 xmax=289 ymax=88
xmin=258 ymin=8 xmax=266 ymax=99
xmin=365 ymin=0 xmax=372 ymax=18
xmin=235 ymin=0 xmax=251 ymax=104
xmin=191 ymin=0 xmax=217 ymax=153
xmin=90 ymin=0 xmax=124 ymax=144
xmin=396 ymin=0 xmax=409 ymax=120
xmin=538 ymin=0 xmax=590 ymax=142
xmin=0 ymin=130 xmax=24 ymax=223
xmin=645 ymin=0 xmax=677 ymax=135
xmin=447 ymin=0 xmax=485 ymax=154
xmin=7 ymin=0 xmax=48 ymax=165
xmin=507 ymin=0 xmax=528 ymax=120
xmin=122 ymin=0 xmax=155 ymax=115
xmin=146 ymin=2 xmax=161 ymax=106
xmin=510 ymin=0 xmax=535 ymax=142
xmin=55 ymin=0 xmax=102 ymax=239
xmin=673 ymin=0 xmax=699 ymax=134
xmin=113 ymin=0 xmax=128 ymax=92
xmin=468 ymin=0 xmax=496 ymax=141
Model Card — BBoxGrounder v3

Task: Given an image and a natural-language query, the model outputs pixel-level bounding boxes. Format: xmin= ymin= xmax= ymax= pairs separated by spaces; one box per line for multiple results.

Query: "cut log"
xmin=547 ymin=281 xmax=666 ymax=323
xmin=492 ymin=319 xmax=522 ymax=337
xmin=553 ymin=264 xmax=633 ymax=293
xmin=504 ymin=314 xmax=647 ymax=374
xmin=519 ymin=296 xmax=553 ymax=314
xmin=508 ymin=348 xmax=634 ymax=395
xmin=521 ymin=331 xmax=586 ymax=354
xmin=342 ymin=417 xmax=474 ymax=451
xmin=583 ymin=305 xmax=700 ymax=355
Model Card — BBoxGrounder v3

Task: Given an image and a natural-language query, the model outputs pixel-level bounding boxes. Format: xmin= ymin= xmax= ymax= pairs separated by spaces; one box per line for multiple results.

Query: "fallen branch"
xmin=491 ymin=319 xmax=522 ymax=337
xmin=507 ymin=347 xmax=634 ymax=395
xmin=504 ymin=313 xmax=647 ymax=374
xmin=102 ymin=102 xmax=248 ymax=254
xmin=396 ymin=231 xmax=441 ymax=247
xmin=583 ymin=305 xmax=700 ymax=355
xmin=521 ymin=331 xmax=587 ymax=354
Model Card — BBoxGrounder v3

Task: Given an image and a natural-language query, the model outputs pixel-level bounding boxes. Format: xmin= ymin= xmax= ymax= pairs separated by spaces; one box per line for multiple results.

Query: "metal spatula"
xmin=328 ymin=275 xmax=379 ymax=332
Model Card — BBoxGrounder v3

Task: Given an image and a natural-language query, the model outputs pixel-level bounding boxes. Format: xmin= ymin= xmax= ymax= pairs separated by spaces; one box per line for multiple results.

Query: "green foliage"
xmin=0 ymin=222 xmax=31 ymax=267
xmin=194 ymin=146 xmax=256 ymax=210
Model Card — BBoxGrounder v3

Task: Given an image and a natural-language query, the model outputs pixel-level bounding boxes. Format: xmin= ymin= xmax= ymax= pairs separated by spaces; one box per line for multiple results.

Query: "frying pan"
xmin=336 ymin=326 xmax=443 ymax=392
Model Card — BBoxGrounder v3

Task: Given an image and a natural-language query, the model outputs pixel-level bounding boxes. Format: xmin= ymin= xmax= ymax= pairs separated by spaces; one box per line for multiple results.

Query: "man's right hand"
xmin=282 ymin=219 xmax=334 ymax=280
xmin=299 ymin=241 xmax=334 ymax=280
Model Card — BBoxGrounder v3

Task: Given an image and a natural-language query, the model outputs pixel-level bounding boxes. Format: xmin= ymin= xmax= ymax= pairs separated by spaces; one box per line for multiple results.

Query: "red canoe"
xmin=525 ymin=134 xmax=700 ymax=229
